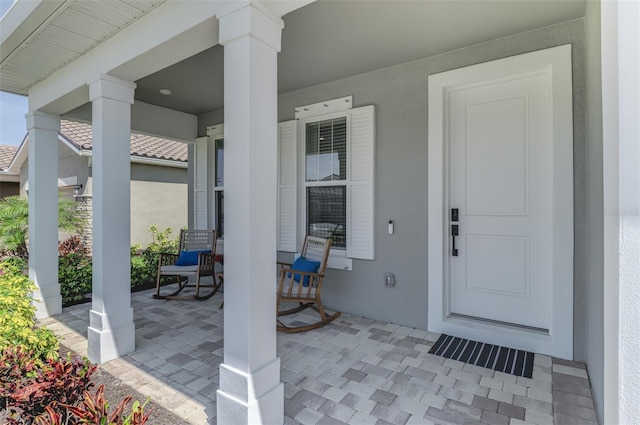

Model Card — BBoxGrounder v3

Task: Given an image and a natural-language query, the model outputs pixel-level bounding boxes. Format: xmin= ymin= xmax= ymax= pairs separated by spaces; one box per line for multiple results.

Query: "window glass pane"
xmin=305 ymin=117 xmax=347 ymax=182
xmin=216 ymin=191 xmax=224 ymax=238
xmin=215 ymin=138 xmax=224 ymax=187
xmin=307 ymin=186 xmax=346 ymax=249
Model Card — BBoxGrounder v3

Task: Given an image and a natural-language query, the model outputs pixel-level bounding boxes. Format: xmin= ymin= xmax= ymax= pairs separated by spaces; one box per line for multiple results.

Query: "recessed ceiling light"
xmin=159 ymin=88 xmax=172 ymax=95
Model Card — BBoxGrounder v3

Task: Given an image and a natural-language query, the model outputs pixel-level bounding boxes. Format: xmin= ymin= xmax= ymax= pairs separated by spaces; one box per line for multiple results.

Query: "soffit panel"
xmin=0 ymin=0 xmax=166 ymax=95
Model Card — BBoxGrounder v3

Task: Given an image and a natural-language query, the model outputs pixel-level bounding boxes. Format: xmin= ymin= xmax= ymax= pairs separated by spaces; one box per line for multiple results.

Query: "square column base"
xmin=33 ymin=284 xmax=62 ymax=319
xmin=87 ymin=308 xmax=135 ymax=364
xmin=217 ymin=360 xmax=284 ymax=424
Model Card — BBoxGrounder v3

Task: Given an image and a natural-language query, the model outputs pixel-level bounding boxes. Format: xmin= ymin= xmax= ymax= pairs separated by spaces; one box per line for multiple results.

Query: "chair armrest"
xmin=279 ymin=268 xmax=325 ymax=279
xmin=197 ymin=252 xmax=216 ymax=275
xmin=280 ymin=269 xmax=324 ymax=286
xmin=278 ymin=268 xmax=325 ymax=296
xmin=158 ymin=253 xmax=179 ymax=266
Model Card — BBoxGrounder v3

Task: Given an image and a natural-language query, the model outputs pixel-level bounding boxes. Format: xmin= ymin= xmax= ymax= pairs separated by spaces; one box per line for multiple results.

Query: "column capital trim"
xmin=26 ymin=111 xmax=60 ymax=132
xmin=218 ymin=1 xmax=284 ymax=52
xmin=88 ymin=74 xmax=136 ymax=104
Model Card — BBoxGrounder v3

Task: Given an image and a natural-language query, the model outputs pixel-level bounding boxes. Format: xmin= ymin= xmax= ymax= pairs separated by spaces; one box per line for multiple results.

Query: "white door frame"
xmin=427 ymin=45 xmax=574 ymax=359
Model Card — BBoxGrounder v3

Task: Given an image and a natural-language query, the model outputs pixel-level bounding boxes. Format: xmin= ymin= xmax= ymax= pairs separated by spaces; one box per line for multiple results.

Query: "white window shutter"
xmin=194 ymin=136 xmax=209 ymax=230
xmin=347 ymin=105 xmax=375 ymax=260
xmin=278 ymin=120 xmax=297 ymax=252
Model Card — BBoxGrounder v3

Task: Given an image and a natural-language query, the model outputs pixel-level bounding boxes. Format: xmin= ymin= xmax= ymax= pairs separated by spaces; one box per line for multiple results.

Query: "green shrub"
xmin=146 ymin=225 xmax=180 ymax=254
xmin=59 ymin=254 xmax=92 ymax=303
xmin=0 ymin=260 xmax=59 ymax=361
xmin=58 ymin=237 xmax=93 ymax=304
xmin=0 ymin=195 xmax=83 ymax=258
xmin=130 ymin=226 xmax=180 ymax=288
xmin=130 ymin=255 xmax=154 ymax=289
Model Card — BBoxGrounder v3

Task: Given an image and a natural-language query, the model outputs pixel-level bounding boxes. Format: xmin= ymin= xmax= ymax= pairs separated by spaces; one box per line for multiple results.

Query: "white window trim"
xmin=299 ymin=110 xmax=353 ymax=270
xmin=294 ymin=103 xmax=376 ymax=268
xmin=207 ymin=125 xmax=224 ymax=241
xmin=192 ymin=125 xmax=225 ymax=250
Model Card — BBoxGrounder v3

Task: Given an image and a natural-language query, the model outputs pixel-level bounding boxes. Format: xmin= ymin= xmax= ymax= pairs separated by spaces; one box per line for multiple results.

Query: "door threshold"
xmin=449 ymin=312 xmax=549 ymax=335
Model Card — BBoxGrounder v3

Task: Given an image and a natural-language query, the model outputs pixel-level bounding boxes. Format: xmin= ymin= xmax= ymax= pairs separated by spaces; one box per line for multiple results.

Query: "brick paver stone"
xmin=41 ymin=288 xmax=601 ymax=425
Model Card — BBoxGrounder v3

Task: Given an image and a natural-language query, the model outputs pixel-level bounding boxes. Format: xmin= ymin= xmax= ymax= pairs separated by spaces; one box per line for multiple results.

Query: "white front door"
xmin=448 ymin=73 xmax=552 ymax=330
xmin=428 ymin=45 xmax=574 ymax=358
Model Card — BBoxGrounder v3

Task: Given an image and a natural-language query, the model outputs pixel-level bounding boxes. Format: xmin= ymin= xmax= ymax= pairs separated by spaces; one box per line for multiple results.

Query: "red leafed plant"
xmin=34 ymin=384 xmax=151 ymax=425
xmin=57 ymin=236 xmax=90 ymax=257
xmin=0 ymin=346 xmax=96 ymax=424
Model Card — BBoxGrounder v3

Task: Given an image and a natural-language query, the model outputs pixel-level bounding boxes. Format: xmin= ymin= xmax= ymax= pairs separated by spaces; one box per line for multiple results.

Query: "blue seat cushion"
xmin=175 ymin=250 xmax=211 ymax=266
xmin=287 ymin=256 xmax=321 ymax=287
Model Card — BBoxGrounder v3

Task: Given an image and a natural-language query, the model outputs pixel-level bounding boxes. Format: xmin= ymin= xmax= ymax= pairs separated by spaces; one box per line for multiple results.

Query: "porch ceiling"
xmin=0 ymin=0 xmax=587 ymax=115
xmin=135 ymin=0 xmax=587 ymax=115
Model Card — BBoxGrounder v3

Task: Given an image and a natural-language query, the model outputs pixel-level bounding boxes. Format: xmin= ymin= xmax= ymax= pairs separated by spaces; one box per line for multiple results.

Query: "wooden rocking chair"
xmin=153 ymin=229 xmax=220 ymax=301
xmin=276 ymin=235 xmax=341 ymax=333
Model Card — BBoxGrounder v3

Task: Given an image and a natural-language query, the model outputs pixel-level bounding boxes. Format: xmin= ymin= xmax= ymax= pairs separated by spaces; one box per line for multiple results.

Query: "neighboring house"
xmin=0 ymin=1 xmax=637 ymax=424
xmin=0 ymin=144 xmax=19 ymax=198
xmin=7 ymin=120 xmax=188 ymax=247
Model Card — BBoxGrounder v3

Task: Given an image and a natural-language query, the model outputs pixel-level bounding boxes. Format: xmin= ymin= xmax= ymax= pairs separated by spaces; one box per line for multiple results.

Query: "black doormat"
xmin=428 ymin=334 xmax=534 ymax=378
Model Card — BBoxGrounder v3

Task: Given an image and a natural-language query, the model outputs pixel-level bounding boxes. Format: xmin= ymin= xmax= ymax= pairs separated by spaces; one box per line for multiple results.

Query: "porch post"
xmin=26 ymin=111 xmax=61 ymax=319
xmin=87 ymin=74 xmax=136 ymax=364
xmin=601 ymin=1 xmax=640 ymax=423
xmin=216 ymin=2 xmax=284 ymax=424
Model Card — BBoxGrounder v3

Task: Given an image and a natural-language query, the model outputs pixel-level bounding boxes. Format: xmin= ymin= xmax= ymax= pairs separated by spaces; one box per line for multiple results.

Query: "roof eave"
xmin=0 ymin=171 xmax=20 ymax=182
xmin=7 ymin=132 xmax=29 ymax=172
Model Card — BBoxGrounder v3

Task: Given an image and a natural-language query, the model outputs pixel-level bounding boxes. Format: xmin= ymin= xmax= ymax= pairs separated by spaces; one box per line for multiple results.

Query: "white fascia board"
xmin=28 ymin=0 xmax=230 ymax=114
xmin=76 ymin=148 xmax=185 ymax=169
xmin=130 ymin=156 xmax=187 ymax=169
xmin=7 ymin=133 xmax=29 ymax=172
xmin=0 ymin=0 xmax=67 ymax=63
xmin=262 ymin=0 xmax=316 ymax=19
xmin=130 ymin=101 xmax=198 ymax=143
xmin=63 ymin=101 xmax=198 ymax=143
xmin=58 ymin=133 xmax=82 ymax=155
xmin=9 ymin=132 xmax=185 ymax=171
xmin=9 ymin=133 xmax=79 ymax=172
xmin=24 ymin=175 xmax=77 ymax=191
xmin=0 ymin=171 xmax=20 ymax=182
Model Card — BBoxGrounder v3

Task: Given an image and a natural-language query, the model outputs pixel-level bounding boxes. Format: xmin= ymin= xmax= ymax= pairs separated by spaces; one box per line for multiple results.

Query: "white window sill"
xmin=327 ymin=252 xmax=352 ymax=271
xmin=292 ymin=249 xmax=352 ymax=271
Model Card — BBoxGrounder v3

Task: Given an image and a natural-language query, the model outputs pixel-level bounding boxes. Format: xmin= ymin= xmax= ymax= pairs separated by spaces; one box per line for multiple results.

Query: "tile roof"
xmin=60 ymin=120 xmax=187 ymax=162
xmin=0 ymin=145 xmax=18 ymax=171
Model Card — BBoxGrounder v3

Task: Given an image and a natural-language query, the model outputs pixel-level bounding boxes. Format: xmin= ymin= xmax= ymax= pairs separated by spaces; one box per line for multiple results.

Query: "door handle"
xmin=451 ymin=224 xmax=459 ymax=256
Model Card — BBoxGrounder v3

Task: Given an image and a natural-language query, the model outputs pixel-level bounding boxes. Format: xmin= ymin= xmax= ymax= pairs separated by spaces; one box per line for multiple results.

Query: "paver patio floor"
xmin=39 ymin=288 xmax=599 ymax=425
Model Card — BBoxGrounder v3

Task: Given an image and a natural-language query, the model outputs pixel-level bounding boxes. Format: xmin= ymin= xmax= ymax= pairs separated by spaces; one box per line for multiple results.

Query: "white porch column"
xmin=602 ymin=1 xmax=640 ymax=424
xmin=87 ymin=75 xmax=136 ymax=364
xmin=216 ymin=3 xmax=284 ymax=424
xmin=27 ymin=111 xmax=61 ymax=319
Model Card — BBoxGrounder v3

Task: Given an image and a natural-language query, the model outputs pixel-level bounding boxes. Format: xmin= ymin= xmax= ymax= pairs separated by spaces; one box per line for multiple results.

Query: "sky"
xmin=0 ymin=0 xmax=29 ymax=147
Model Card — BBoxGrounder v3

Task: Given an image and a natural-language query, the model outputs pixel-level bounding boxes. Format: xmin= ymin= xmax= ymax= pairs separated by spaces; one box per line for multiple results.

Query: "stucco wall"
xmin=19 ymin=140 xmax=90 ymax=195
xmin=584 ymin=0 xmax=604 ymax=420
xmin=129 ymin=163 xmax=188 ymax=246
xmin=87 ymin=163 xmax=188 ymax=246
xmin=199 ymin=19 xmax=589 ymax=356
xmin=19 ymin=140 xmax=188 ymax=247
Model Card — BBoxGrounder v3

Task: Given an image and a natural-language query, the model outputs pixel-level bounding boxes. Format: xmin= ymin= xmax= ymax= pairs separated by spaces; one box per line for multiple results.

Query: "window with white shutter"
xmin=278 ymin=120 xmax=298 ymax=252
xmin=193 ymin=136 xmax=209 ymax=230
xmin=289 ymin=98 xmax=375 ymax=265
